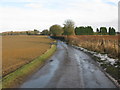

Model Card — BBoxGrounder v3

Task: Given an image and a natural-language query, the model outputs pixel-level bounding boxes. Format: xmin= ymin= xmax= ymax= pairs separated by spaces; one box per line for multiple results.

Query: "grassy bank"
xmin=66 ymin=35 xmax=119 ymax=59
xmin=2 ymin=43 xmax=56 ymax=88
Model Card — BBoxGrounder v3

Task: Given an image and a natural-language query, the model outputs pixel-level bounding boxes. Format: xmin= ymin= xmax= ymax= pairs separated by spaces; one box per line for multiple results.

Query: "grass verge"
xmin=1 ymin=42 xmax=57 ymax=88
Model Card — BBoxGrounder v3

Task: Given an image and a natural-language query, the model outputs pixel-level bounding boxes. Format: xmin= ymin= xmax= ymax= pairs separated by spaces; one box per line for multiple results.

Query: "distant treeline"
xmin=41 ymin=20 xmax=117 ymax=36
xmin=1 ymin=20 xmax=118 ymax=36
xmin=41 ymin=26 xmax=117 ymax=36
xmin=2 ymin=29 xmax=40 ymax=36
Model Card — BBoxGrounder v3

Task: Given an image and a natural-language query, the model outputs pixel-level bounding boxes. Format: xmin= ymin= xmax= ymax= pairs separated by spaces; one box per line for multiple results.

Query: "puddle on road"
xmin=20 ymin=58 xmax=59 ymax=88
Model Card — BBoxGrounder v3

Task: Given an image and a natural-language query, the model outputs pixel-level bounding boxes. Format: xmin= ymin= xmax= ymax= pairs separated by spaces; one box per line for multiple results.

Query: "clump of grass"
xmin=101 ymin=63 xmax=107 ymax=68
xmin=106 ymin=65 xmax=120 ymax=83
xmin=2 ymin=44 xmax=56 ymax=88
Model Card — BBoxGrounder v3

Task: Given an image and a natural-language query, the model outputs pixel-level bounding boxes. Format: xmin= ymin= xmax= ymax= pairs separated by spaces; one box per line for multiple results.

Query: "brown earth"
xmin=2 ymin=35 xmax=54 ymax=76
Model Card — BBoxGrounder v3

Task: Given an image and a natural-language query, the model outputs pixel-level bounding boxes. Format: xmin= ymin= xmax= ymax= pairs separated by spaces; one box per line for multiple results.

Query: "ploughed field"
xmin=2 ymin=35 xmax=54 ymax=76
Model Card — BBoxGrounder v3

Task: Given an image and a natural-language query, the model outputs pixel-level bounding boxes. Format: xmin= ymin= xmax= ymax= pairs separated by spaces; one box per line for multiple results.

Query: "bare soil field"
xmin=2 ymin=35 xmax=54 ymax=76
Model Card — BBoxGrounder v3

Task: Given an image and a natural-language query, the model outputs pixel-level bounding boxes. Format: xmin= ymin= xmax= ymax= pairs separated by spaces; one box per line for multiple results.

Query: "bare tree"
xmin=63 ymin=19 xmax=75 ymax=35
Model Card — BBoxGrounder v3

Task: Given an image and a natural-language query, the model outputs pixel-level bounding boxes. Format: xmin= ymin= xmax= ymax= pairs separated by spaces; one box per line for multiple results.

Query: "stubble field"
xmin=2 ymin=35 xmax=54 ymax=76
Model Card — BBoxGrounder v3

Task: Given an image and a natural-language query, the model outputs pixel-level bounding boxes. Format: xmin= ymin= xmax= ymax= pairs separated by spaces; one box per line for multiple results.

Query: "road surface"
xmin=20 ymin=41 xmax=117 ymax=88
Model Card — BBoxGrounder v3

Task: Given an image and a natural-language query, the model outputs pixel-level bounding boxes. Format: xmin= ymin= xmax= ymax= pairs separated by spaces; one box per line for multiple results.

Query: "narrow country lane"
xmin=20 ymin=41 xmax=117 ymax=88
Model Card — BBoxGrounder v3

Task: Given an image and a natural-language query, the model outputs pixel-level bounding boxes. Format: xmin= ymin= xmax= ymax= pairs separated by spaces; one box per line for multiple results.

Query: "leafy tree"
xmin=75 ymin=27 xmax=79 ymax=35
xmin=50 ymin=24 xmax=63 ymax=36
xmin=41 ymin=29 xmax=49 ymax=35
xmin=108 ymin=27 xmax=116 ymax=35
xmin=75 ymin=26 xmax=93 ymax=35
xmin=63 ymin=19 xmax=75 ymax=35
xmin=100 ymin=27 xmax=107 ymax=35
xmin=95 ymin=28 xmax=100 ymax=35
xmin=75 ymin=26 xmax=84 ymax=35
xmin=85 ymin=26 xmax=94 ymax=35
xmin=96 ymin=28 xmax=99 ymax=33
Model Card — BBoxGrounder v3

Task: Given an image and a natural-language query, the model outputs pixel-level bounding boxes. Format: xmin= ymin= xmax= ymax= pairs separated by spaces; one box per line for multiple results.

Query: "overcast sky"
xmin=0 ymin=0 xmax=119 ymax=32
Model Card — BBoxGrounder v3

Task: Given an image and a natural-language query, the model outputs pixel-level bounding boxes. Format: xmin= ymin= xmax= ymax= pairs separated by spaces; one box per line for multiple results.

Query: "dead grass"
xmin=2 ymin=35 xmax=54 ymax=76
xmin=66 ymin=35 xmax=119 ymax=59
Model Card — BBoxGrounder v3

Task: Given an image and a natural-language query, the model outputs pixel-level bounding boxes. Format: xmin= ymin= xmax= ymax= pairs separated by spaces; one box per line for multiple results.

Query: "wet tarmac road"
xmin=20 ymin=41 xmax=117 ymax=88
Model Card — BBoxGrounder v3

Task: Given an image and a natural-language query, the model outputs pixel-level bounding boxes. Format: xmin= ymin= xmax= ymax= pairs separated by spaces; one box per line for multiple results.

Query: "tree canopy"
xmin=108 ymin=27 xmax=116 ymax=35
xmin=50 ymin=24 xmax=63 ymax=36
xmin=63 ymin=19 xmax=75 ymax=35
xmin=41 ymin=29 xmax=49 ymax=35
xmin=100 ymin=27 xmax=107 ymax=35
xmin=75 ymin=26 xmax=94 ymax=35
